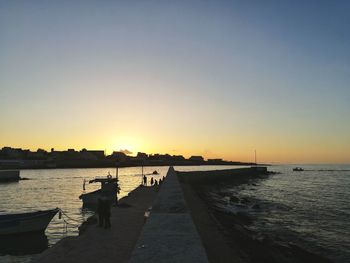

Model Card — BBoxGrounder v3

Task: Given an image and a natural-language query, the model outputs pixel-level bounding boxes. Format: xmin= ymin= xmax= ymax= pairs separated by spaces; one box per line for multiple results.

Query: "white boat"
xmin=79 ymin=176 xmax=119 ymax=207
xmin=0 ymin=208 xmax=59 ymax=235
xmin=0 ymin=170 xmax=20 ymax=182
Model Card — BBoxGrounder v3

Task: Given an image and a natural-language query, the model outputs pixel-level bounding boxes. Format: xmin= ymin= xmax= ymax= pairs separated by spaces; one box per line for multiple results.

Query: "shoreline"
xmin=2 ymin=163 xmax=260 ymax=171
xmin=179 ymin=170 xmax=331 ymax=263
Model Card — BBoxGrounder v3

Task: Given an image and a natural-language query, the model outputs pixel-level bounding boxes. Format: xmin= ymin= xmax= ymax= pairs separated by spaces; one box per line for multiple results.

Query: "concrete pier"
xmin=129 ymin=166 xmax=209 ymax=263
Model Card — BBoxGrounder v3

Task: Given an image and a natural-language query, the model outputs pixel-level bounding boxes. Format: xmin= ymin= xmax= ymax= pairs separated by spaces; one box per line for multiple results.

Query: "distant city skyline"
xmin=0 ymin=145 xmax=232 ymax=161
xmin=1 ymin=146 xmax=254 ymax=170
xmin=1 ymin=1 xmax=349 ymax=164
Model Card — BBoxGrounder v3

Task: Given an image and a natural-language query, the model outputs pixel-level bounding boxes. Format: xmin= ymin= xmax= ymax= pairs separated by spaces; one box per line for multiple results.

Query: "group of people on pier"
xmin=143 ymin=175 xmax=165 ymax=186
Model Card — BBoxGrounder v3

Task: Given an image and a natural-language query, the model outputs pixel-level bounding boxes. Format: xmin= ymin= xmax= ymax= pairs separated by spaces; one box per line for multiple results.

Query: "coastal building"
xmin=207 ymin=158 xmax=224 ymax=164
xmin=0 ymin=147 xmax=24 ymax=159
xmin=109 ymin=151 xmax=129 ymax=162
xmin=80 ymin=149 xmax=105 ymax=160
xmin=189 ymin=156 xmax=205 ymax=162
xmin=136 ymin=152 xmax=148 ymax=160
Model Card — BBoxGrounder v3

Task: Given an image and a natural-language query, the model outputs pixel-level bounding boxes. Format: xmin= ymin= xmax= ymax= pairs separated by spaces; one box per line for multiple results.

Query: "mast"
xmin=255 ymin=150 xmax=257 ymax=165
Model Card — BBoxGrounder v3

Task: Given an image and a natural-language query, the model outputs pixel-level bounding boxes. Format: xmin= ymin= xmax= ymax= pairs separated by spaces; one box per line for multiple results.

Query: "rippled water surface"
xmin=0 ymin=165 xmax=244 ymax=263
xmin=213 ymin=164 xmax=350 ymax=263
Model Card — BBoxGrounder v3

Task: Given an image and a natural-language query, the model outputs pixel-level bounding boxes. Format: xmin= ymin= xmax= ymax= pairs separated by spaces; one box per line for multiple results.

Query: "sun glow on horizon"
xmin=106 ymin=136 xmax=147 ymax=156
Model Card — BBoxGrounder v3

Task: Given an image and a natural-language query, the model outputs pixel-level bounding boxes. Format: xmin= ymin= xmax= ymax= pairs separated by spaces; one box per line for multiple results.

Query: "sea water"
xmin=211 ymin=164 xmax=350 ymax=263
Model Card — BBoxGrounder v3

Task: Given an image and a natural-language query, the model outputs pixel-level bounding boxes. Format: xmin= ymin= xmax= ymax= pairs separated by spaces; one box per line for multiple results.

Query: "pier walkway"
xmin=129 ymin=166 xmax=209 ymax=263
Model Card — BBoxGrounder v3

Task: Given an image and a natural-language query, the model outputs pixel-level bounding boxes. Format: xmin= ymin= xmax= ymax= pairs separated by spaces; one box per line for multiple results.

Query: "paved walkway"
xmin=129 ymin=167 xmax=209 ymax=263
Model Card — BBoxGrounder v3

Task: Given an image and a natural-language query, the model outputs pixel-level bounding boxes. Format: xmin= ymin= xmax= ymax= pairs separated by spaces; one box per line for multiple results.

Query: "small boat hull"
xmin=79 ymin=190 xmax=116 ymax=207
xmin=80 ymin=177 xmax=118 ymax=207
xmin=293 ymin=167 xmax=304 ymax=172
xmin=0 ymin=232 xmax=48 ymax=255
xmin=0 ymin=208 xmax=59 ymax=235
xmin=0 ymin=170 xmax=20 ymax=182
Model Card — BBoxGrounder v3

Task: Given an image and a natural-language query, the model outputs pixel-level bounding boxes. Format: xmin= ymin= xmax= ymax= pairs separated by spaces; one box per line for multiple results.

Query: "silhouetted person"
xmin=98 ymin=197 xmax=111 ymax=228
xmin=150 ymin=177 xmax=154 ymax=186
xmin=154 ymin=179 xmax=158 ymax=186
xmin=143 ymin=175 xmax=147 ymax=186
xmin=97 ymin=199 xmax=104 ymax=227
xmin=103 ymin=199 xmax=111 ymax=229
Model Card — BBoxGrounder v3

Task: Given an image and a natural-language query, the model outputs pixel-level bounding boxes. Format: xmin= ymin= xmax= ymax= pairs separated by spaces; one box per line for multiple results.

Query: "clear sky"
xmin=1 ymin=1 xmax=349 ymax=163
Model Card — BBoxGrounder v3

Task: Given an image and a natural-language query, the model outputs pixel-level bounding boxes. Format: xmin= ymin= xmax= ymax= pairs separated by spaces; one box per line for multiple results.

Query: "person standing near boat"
xmin=103 ymin=198 xmax=111 ymax=229
xmin=97 ymin=197 xmax=111 ymax=228
xmin=97 ymin=198 xmax=104 ymax=227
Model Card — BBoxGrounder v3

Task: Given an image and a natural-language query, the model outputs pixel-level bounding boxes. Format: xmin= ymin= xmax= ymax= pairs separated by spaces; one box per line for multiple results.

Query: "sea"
xmin=209 ymin=164 xmax=350 ymax=263
xmin=0 ymin=165 xmax=349 ymax=263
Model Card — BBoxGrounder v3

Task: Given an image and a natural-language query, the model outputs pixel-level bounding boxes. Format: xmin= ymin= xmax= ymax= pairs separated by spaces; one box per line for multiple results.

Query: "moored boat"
xmin=0 ymin=170 xmax=20 ymax=182
xmin=293 ymin=167 xmax=304 ymax=171
xmin=79 ymin=175 xmax=119 ymax=207
xmin=0 ymin=208 xmax=59 ymax=235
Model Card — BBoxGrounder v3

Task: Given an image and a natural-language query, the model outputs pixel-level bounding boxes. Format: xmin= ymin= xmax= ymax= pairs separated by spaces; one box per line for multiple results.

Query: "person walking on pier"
xmin=150 ymin=177 xmax=154 ymax=186
xmin=143 ymin=175 xmax=147 ymax=186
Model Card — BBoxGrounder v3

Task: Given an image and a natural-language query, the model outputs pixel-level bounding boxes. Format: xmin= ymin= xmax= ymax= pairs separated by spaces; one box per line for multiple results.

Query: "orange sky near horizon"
xmin=1 ymin=130 xmax=349 ymax=164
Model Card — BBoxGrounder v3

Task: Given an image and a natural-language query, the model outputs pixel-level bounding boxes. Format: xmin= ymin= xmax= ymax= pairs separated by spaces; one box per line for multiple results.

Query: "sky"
xmin=1 ymin=1 xmax=349 ymax=164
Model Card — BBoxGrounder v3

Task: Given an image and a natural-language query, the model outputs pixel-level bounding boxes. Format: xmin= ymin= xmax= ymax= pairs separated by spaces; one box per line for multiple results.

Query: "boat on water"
xmin=79 ymin=175 xmax=119 ymax=207
xmin=0 ymin=208 xmax=59 ymax=235
xmin=0 ymin=170 xmax=20 ymax=182
xmin=293 ymin=167 xmax=304 ymax=172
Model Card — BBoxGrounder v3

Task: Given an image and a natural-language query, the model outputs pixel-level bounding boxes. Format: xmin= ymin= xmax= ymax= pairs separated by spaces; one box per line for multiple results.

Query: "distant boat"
xmin=0 ymin=170 xmax=20 ymax=182
xmin=152 ymin=170 xmax=159 ymax=175
xmin=0 ymin=208 xmax=59 ymax=235
xmin=79 ymin=175 xmax=118 ymax=207
xmin=293 ymin=167 xmax=304 ymax=172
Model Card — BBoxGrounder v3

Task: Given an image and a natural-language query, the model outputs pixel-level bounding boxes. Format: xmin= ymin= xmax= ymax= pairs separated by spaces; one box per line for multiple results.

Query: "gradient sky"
xmin=1 ymin=1 xmax=349 ymax=163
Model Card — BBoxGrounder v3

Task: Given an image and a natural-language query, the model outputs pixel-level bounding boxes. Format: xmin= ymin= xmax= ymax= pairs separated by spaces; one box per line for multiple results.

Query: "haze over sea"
xmin=1 ymin=165 xmax=349 ymax=262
